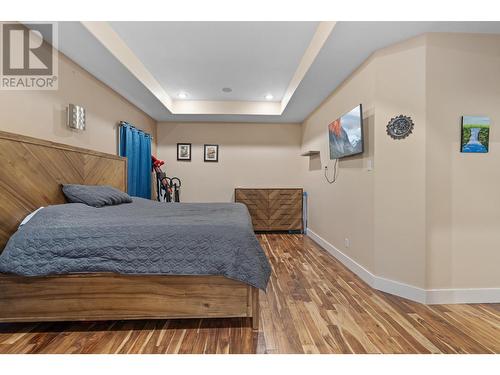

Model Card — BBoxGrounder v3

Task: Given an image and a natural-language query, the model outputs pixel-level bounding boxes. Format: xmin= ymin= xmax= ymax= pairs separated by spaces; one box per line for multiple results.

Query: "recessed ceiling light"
xmin=222 ymin=87 xmax=232 ymax=93
xmin=265 ymin=94 xmax=274 ymax=101
xmin=178 ymin=92 xmax=188 ymax=99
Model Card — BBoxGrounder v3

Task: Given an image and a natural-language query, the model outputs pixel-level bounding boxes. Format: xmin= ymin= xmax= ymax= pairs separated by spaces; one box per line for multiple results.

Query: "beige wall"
xmin=301 ymin=33 xmax=500 ymax=291
xmin=157 ymin=122 xmax=302 ymax=202
xmin=0 ymin=49 xmax=156 ymax=156
xmin=372 ymin=37 xmax=427 ymax=288
xmin=301 ymin=36 xmax=428 ymax=287
xmin=425 ymin=33 xmax=500 ymax=289
xmin=300 ymin=58 xmax=376 ymax=272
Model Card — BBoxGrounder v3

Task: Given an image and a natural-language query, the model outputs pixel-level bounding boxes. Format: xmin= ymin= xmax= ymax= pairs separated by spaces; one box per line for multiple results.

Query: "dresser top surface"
xmin=235 ymin=188 xmax=303 ymax=190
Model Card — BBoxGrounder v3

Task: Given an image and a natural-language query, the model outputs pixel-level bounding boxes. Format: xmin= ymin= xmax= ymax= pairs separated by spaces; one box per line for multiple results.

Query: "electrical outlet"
xmin=344 ymin=238 xmax=350 ymax=248
xmin=367 ymin=159 xmax=373 ymax=171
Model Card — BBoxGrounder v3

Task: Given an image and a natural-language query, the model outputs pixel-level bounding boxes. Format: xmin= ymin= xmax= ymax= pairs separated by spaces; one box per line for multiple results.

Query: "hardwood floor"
xmin=0 ymin=234 xmax=498 ymax=354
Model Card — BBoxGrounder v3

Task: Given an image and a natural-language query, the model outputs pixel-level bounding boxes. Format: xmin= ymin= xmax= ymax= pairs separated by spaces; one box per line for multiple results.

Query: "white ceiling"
xmin=51 ymin=21 xmax=500 ymax=123
xmin=109 ymin=21 xmax=318 ymax=102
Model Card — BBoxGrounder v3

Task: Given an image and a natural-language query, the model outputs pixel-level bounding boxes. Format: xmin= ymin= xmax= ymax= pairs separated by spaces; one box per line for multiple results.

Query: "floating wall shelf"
xmin=300 ymin=151 xmax=320 ymax=157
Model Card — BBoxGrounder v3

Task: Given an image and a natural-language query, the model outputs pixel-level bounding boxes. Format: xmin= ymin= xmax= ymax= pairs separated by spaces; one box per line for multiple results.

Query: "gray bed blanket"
xmin=0 ymin=198 xmax=271 ymax=290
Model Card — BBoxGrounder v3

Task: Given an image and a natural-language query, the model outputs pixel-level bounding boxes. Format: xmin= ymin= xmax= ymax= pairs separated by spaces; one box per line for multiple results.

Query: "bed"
xmin=0 ymin=131 xmax=269 ymax=330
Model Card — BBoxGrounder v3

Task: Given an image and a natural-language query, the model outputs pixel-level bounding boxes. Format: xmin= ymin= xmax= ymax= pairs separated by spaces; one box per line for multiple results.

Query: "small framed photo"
xmin=204 ymin=144 xmax=219 ymax=162
xmin=177 ymin=143 xmax=191 ymax=161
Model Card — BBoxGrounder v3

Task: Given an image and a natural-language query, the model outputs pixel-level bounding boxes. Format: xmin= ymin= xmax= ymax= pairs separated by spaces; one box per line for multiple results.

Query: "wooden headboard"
xmin=0 ymin=131 xmax=127 ymax=251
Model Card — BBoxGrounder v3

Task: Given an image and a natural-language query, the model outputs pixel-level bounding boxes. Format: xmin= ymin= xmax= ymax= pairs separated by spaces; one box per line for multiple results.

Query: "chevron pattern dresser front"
xmin=235 ymin=188 xmax=303 ymax=232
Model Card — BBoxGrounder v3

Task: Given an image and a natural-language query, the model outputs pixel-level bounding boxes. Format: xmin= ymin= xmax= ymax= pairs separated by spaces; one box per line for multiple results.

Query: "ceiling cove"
xmin=81 ymin=21 xmax=336 ymax=116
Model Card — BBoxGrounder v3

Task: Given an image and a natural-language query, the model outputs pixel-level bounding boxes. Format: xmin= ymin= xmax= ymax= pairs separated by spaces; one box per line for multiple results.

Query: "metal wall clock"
xmin=386 ymin=115 xmax=414 ymax=140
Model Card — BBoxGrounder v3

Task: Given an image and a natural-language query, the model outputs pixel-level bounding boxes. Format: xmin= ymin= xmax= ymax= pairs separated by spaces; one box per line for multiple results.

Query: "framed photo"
xmin=460 ymin=116 xmax=490 ymax=153
xmin=177 ymin=143 xmax=191 ymax=161
xmin=204 ymin=144 xmax=219 ymax=162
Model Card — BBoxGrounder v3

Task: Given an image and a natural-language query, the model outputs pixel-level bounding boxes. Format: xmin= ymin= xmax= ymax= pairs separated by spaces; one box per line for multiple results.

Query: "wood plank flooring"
xmin=0 ymin=234 xmax=498 ymax=354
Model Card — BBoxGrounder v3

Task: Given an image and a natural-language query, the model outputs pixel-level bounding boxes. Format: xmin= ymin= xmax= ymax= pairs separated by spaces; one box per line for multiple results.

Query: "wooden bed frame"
xmin=0 ymin=131 xmax=259 ymax=330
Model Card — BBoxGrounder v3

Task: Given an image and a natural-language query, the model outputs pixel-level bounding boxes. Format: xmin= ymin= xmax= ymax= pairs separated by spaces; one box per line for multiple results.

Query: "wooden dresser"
xmin=235 ymin=188 xmax=303 ymax=232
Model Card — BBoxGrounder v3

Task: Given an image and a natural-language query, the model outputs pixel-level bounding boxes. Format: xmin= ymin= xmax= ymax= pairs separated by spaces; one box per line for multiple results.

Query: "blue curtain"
xmin=119 ymin=122 xmax=152 ymax=199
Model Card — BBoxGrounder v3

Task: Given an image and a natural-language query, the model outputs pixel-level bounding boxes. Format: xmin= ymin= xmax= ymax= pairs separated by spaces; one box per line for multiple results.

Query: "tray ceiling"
xmin=39 ymin=21 xmax=500 ymax=123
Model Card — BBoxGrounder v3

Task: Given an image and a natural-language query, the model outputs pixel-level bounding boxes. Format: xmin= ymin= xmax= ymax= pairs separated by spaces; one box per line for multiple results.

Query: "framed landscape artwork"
xmin=204 ymin=144 xmax=219 ymax=162
xmin=461 ymin=116 xmax=490 ymax=153
xmin=177 ymin=143 xmax=192 ymax=161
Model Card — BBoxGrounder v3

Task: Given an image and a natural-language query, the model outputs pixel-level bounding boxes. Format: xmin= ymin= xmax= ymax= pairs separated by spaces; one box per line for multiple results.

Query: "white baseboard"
xmin=373 ymin=275 xmax=427 ymax=304
xmin=306 ymin=228 xmax=500 ymax=305
xmin=426 ymin=288 xmax=500 ymax=304
xmin=306 ymin=227 xmax=375 ymax=286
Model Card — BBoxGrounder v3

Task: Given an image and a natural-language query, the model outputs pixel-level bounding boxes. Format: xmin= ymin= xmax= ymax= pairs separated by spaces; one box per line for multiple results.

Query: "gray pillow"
xmin=62 ymin=184 xmax=132 ymax=207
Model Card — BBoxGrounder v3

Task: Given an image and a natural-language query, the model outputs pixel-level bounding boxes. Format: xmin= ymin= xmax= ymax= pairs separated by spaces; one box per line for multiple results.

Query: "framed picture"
xmin=177 ymin=143 xmax=191 ymax=161
xmin=461 ymin=116 xmax=490 ymax=153
xmin=204 ymin=144 xmax=219 ymax=162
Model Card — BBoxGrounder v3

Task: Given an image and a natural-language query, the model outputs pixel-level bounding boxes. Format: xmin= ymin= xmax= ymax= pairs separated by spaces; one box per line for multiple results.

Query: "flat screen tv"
xmin=328 ymin=104 xmax=363 ymax=159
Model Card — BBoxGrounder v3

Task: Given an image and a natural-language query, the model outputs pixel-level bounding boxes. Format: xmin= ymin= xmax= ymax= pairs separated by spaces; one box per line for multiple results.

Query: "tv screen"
xmin=328 ymin=104 xmax=363 ymax=159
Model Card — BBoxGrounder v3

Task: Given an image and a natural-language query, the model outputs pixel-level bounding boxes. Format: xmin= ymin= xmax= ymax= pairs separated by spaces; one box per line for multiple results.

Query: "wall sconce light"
xmin=67 ymin=104 xmax=86 ymax=130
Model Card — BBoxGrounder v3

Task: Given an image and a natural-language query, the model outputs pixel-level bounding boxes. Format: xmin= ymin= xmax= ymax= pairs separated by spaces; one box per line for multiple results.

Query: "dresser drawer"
xmin=269 ymin=209 xmax=302 ymax=221
xmin=237 ymin=198 xmax=268 ymax=211
xmin=235 ymin=189 xmax=268 ymax=202
xmin=269 ymin=189 xmax=302 ymax=201
xmin=269 ymin=200 xmax=302 ymax=212
xmin=268 ymin=217 xmax=302 ymax=231
xmin=251 ymin=219 xmax=269 ymax=231
xmin=242 ymin=204 xmax=268 ymax=220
